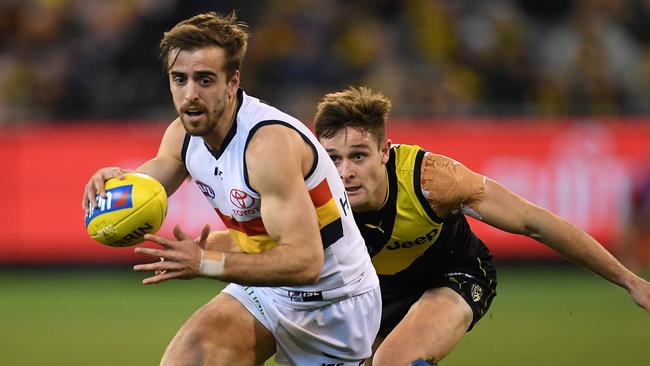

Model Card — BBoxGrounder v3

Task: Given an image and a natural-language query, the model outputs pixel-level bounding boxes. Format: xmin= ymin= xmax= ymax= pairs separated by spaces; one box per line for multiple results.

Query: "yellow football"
xmin=85 ymin=173 xmax=167 ymax=247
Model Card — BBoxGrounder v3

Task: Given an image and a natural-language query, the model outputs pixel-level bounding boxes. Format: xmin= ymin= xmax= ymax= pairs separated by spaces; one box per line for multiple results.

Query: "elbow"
xmin=522 ymin=223 xmax=544 ymax=241
xmin=301 ymin=269 xmax=321 ymax=285
xmin=522 ymin=224 xmax=539 ymax=239
xmin=290 ymin=267 xmax=321 ymax=285
xmin=296 ymin=252 xmax=324 ymax=285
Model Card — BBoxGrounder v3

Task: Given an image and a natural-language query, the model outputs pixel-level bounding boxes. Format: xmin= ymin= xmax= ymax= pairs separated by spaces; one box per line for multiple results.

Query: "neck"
xmin=363 ymin=166 xmax=389 ymax=212
xmin=375 ymin=166 xmax=389 ymax=207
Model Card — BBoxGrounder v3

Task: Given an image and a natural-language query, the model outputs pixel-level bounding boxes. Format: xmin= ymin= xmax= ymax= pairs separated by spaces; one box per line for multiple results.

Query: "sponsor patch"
xmin=288 ymin=290 xmax=324 ymax=302
xmin=85 ymin=185 xmax=133 ymax=226
xmin=230 ymin=189 xmax=256 ymax=209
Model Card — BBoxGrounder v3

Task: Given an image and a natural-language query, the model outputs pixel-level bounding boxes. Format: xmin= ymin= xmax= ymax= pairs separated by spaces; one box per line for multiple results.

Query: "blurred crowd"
xmin=2 ymin=0 xmax=650 ymax=123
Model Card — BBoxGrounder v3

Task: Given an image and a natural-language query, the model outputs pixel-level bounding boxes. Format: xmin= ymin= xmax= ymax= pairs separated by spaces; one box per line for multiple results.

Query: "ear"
xmin=380 ymin=138 xmax=391 ymax=164
xmin=228 ymin=70 xmax=240 ymax=96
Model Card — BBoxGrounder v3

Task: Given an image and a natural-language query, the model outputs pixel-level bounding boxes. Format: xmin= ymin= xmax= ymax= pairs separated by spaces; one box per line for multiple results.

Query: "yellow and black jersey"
xmin=353 ymin=144 xmax=494 ymax=282
xmin=355 ymin=144 xmax=497 ymax=333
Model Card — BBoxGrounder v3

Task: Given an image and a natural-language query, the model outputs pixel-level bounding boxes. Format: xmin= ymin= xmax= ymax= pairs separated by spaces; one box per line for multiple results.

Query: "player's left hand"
xmin=133 ymin=224 xmax=210 ymax=285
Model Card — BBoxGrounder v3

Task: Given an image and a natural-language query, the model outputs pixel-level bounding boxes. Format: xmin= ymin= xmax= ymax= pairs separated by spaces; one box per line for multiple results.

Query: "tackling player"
xmin=314 ymin=86 xmax=650 ymax=366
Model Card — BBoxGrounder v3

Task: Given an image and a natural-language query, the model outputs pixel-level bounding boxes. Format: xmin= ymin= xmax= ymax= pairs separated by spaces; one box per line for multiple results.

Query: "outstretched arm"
xmin=478 ymin=177 xmax=650 ymax=314
xmin=420 ymin=152 xmax=650 ymax=314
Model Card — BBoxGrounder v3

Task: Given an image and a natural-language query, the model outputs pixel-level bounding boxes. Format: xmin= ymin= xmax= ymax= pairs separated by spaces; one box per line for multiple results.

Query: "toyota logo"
xmin=230 ymin=189 xmax=256 ymax=209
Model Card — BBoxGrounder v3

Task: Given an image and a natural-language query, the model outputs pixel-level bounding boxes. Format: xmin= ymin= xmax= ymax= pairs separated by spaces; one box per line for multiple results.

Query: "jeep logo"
xmin=386 ymin=228 xmax=439 ymax=250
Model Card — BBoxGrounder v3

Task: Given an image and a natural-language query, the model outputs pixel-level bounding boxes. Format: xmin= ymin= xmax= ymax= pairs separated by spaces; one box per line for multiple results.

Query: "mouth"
xmin=183 ymin=110 xmax=205 ymax=121
xmin=345 ymin=186 xmax=362 ymax=195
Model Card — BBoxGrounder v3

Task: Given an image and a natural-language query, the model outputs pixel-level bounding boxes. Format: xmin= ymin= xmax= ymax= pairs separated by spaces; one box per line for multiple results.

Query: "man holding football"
xmin=313 ymin=86 xmax=650 ymax=366
xmin=82 ymin=12 xmax=381 ymax=366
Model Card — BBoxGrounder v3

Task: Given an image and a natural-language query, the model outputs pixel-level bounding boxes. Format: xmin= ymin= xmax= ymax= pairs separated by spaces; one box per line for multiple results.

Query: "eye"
xmin=351 ymin=153 xmax=365 ymax=161
xmin=199 ymin=77 xmax=213 ymax=86
xmin=172 ymin=76 xmax=186 ymax=85
xmin=328 ymin=155 xmax=341 ymax=164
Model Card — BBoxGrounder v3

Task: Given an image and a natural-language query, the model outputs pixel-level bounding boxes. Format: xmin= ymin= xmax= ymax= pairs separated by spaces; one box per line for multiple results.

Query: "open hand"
xmin=133 ymin=224 xmax=211 ymax=285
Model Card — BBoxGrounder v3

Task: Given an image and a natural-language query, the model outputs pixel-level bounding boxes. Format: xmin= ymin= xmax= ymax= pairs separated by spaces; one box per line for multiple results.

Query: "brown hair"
xmin=314 ymin=86 xmax=392 ymax=145
xmin=160 ymin=12 xmax=248 ymax=79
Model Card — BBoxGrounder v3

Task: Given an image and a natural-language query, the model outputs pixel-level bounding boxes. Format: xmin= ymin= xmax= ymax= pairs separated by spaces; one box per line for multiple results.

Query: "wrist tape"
xmin=199 ymin=250 xmax=225 ymax=277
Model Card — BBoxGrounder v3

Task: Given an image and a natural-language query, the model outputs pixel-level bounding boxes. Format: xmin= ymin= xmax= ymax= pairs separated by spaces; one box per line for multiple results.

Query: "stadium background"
xmin=1 ymin=0 xmax=649 ymax=365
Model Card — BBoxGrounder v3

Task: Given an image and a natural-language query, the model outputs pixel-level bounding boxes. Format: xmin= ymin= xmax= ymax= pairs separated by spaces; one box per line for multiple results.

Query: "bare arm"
xmin=421 ymin=152 xmax=650 ymax=313
xmin=477 ymin=178 xmax=650 ymax=313
xmin=218 ymin=125 xmax=323 ymax=285
xmin=82 ymin=119 xmax=188 ymax=211
xmin=135 ymin=119 xmax=188 ymax=195
xmin=134 ymin=125 xmax=324 ymax=286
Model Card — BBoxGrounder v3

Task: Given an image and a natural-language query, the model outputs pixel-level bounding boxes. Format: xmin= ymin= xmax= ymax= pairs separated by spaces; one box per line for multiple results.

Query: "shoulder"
xmin=420 ymin=152 xmax=485 ymax=217
xmin=246 ymin=124 xmax=309 ymax=178
xmin=420 ymin=152 xmax=481 ymax=189
xmin=421 ymin=152 xmax=462 ymax=172
xmin=158 ymin=118 xmax=187 ymax=156
xmin=162 ymin=118 xmax=186 ymax=140
xmin=245 ymin=125 xmax=311 ymax=197
xmin=247 ymin=123 xmax=303 ymax=155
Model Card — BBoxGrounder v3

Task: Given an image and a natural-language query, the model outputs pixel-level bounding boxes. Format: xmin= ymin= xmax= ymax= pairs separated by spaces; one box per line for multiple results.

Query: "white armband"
xmin=199 ymin=250 xmax=225 ymax=277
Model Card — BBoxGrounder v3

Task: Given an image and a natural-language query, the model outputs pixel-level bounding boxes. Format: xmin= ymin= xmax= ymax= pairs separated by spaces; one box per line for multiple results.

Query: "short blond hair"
xmin=314 ymin=86 xmax=392 ymax=145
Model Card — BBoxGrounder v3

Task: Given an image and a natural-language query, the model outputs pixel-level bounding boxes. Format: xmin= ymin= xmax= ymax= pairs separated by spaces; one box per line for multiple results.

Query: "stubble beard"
xmin=180 ymin=97 xmax=227 ymax=137
xmin=181 ymin=110 xmax=219 ymax=137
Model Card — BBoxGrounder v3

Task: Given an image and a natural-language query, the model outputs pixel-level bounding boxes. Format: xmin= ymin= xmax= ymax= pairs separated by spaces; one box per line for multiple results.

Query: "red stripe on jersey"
xmin=215 ymin=208 xmax=267 ymax=236
xmin=309 ymin=179 xmax=334 ymax=207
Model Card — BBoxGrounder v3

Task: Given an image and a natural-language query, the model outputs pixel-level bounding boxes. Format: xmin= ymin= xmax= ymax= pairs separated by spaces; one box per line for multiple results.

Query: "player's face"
xmin=320 ymin=127 xmax=390 ymax=212
xmin=168 ymin=47 xmax=239 ymax=137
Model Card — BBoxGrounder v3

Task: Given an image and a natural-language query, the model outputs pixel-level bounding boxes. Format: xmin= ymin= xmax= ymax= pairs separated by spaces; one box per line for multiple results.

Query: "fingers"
xmin=134 ymin=246 xmax=168 ymax=258
xmin=143 ymin=233 xmax=176 ymax=248
xmin=133 ymin=258 xmax=182 ymax=273
xmin=141 ymin=270 xmax=183 ymax=285
xmin=82 ymin=167 xmax=128 ymax=212
xmin=196 ymin=224 xmax=211 ymax=249
xmin=134 ymin=228 xmax=204 ymax=285
xmin=173 ymin=224 xmax=193 ymax=241
xmin=82 ymin=182 xmax=92 ymax=212
xmin=133 ymin=255 xmax=194 ymax=285
xmin=155 ymin=258 xmax=167 ymax=276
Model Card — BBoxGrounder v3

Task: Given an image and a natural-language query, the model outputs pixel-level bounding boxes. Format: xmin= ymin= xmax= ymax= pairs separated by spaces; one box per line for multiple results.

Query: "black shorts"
xmin=377 ymin=257 xmax=497 ymax=338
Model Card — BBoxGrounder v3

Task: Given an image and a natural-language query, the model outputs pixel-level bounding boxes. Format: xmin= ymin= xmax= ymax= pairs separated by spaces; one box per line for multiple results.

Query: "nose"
xmin=184 ymin=81 xmax=200 ymax=102
xmin=338 ymin=159 xmax=354 ymax=180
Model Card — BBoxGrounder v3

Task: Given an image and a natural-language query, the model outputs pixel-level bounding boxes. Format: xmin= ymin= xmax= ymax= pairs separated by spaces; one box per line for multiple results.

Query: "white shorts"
xmin=223 ymin=284 xmax=382 ymax=366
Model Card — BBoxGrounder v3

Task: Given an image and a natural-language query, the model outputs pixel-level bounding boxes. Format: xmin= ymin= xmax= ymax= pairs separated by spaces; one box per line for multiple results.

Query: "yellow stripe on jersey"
xmin=315 ymin=198 xmax=340 ymax=228
xmin=227 ymin=229 xmax=278 ymax=254
xmin=309 ymin=179 xmax=344 ymax=249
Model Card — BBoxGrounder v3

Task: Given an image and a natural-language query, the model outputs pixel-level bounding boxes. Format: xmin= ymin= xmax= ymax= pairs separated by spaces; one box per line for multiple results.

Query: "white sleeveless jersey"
xmin=182 ymin=89 xmax=378 ymax=306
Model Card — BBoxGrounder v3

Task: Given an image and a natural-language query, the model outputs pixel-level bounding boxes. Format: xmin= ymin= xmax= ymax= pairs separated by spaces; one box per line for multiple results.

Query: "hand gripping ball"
xmin=85 ymin=173 xmax=167 ymax=247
